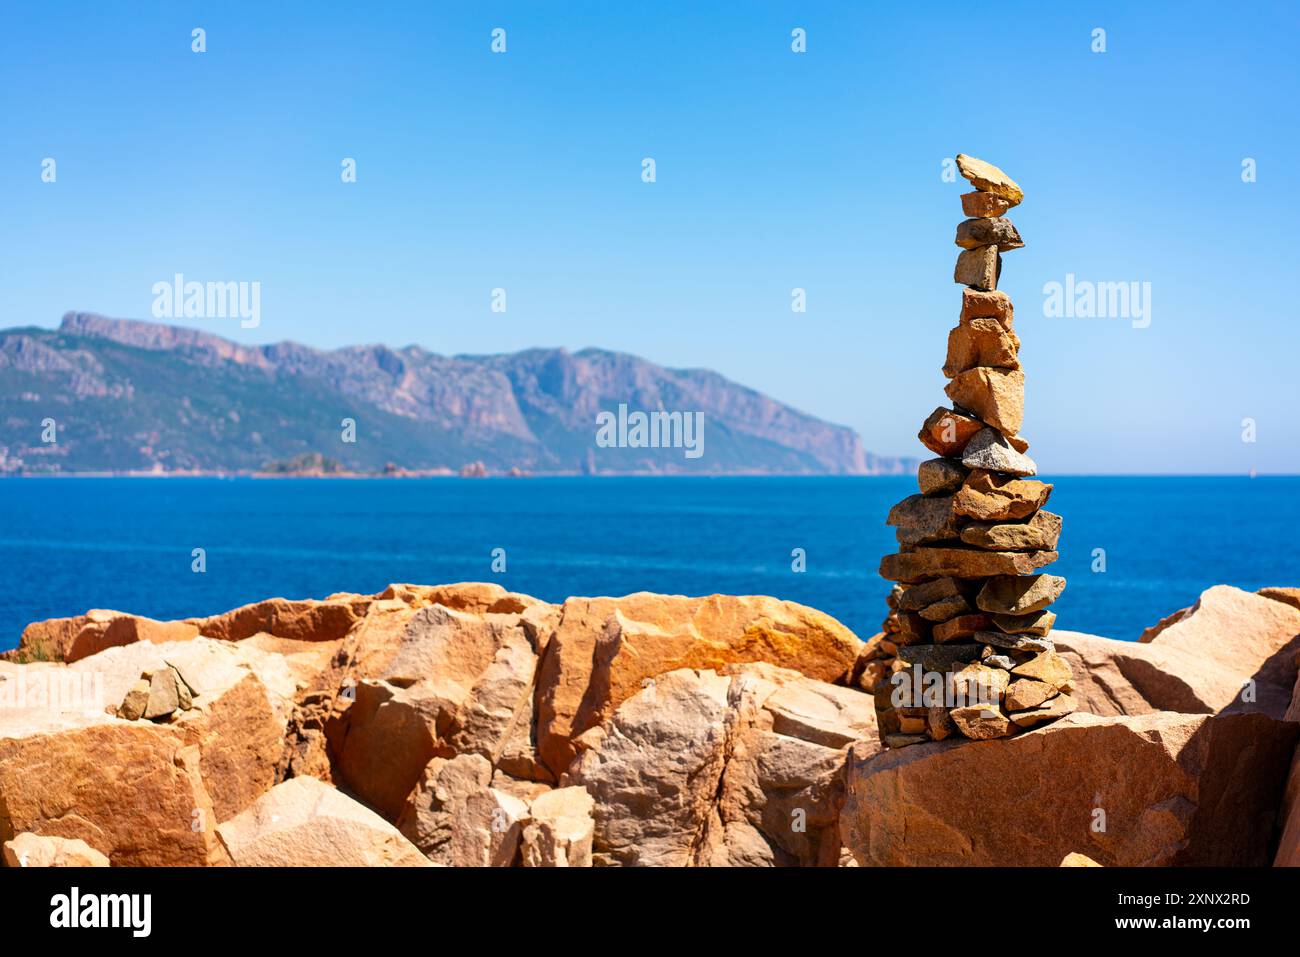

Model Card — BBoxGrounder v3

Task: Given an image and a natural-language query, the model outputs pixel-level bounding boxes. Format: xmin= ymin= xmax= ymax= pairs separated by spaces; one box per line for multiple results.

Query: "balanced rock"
xmin=961 ymin=510 xmax=1062 ymax=551
xmin=1008 ymin=692 xmax=1077 ymax=727
xmin=960 ymin=191 xmax=1013 ymax=218
xmin=977 ymin=630 xmax=1053 ymax=653
xmin=944 ymin=367 xmax=1024 ymax=436
xmin=960 ymin=288 xmax=1014 ymax=327
xmin=949 ymin=704 xmax=1013 ymax=740
xmin=953 ymin=470 xmax=1052 ymax=521
xmin=917 ymin=594 xmax=971 ymax=622
xmin=944 ymin=319 xmax=1020 ymax=378
xmin=1011 ymin=651 xmax=1073 ymax=690
xmin=955 ymin=217 xmax=1024 ymax=251
xmin=933 ymin=613 xmax=993 ymax=643
xmin=993 ymin=609 xmax=1056 ymax=636
xmin=887 ymin=494 xmax=961 ymax=546
xmin=960 ymin=428 xmax=1036 ymax=477
xmin=897 ymin=577 xmax=965 ymax=612
xmin=954 ymin=245 xmax=1000 ymax=291
xmin=917 ymin=457 xmax=968 ymax=496
xmin=880 ymin=547 xmax=1058 ymax=583
xmin=955 ymin=153 xmax=1024 ymax=205
xmin=1004 ymin=677 xmax=1057 ymax=710
xmin=976 ymin=574 xmax=1067 ymax=615
xmin=918 ymin=407 xmax=984 ymax=457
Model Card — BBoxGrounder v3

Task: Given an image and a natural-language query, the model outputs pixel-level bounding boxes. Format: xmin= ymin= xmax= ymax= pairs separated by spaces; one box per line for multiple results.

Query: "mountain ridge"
xmin=0 ymin=312 xmax=917 ymax=476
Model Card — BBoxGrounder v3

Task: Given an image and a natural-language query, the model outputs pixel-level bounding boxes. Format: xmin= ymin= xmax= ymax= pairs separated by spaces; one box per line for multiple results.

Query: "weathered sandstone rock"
xmin=2 ymin=832 xmax=110 ymax=867
xmin=566 ymin=665 xmax=877 ymax=867
xmin=880 ymin=547 xmax=1058 ymax=583
xmin=961 ymin=510 xmax=1062 ymax=551
xmin=955 ymin=217 xmax=1024 ymax=251
xmin=1259 ymin=586 xmax=1300 ymax=612
xmin=933 ymin=613 xmax=993 ymax=643
xmin=1053 ymin=586 xmax=1300 ymax=720
xmin=216 ymin=776 xmax=430 ymax=866
xmin=10 ymin=609 xmax=199 ymax=664
xmin=887 ymin=494 xmax=960 ymax=546
xmin=976 ymin=574 xmax=1067 ymax=615
xmin=949 ymin=703 xmax=1013 ymax=739
xmin=960 ymin=427 xmax=1036 ymax=477
xmin=521 ymin=786 xmax=595 ymax=867
xmin=332 ymin=604 xmax=544 ymax=818
xmin=917 ymin=407 xmax=985 ymax=457
xmin=193 ymin=597 xmax=363 ymax=644
xmin=1008 ymin=692 xmax=1077 ymax=727
xmin=960 ymin=191 xmax=1013 ymax=218
xmin=395 ymin=753 xmax=493 ymax=862
xmin=842 ymin=710 xmax=1298 ymax=866
xmin=953 ymin=470 xmax=1052 ymax=521
xmin=916 ymin=457 xmax=968 ymax=495
xmin=944 ymin=367 xmax=1024 ymax=436
xmin=917 ymin=594 xmax=971 ymax=622
xmin=955 ymin=153 xmax=1024 ymax=205
xmin=944 ymin=319 xmax=1020 ymax=378
xmin=0 ymin=719 xmax=227 ymax=866
xmin=535 ymin=593 xmax=863 ymax=777
xmin=1004 ymin=677 xmax=1057 ymax=710
xmin=1061 ymin=851 xmax=1102 ymax=867
xmin=960 ymin=288 xmax=1014 ymax=327
xmin=897 ymin=577 xmax=965 ymax=612
xmin=992 ymin=609 xmax=1056 ymax=636
xmin=953 ymin=245 xmax=1000 ymax=290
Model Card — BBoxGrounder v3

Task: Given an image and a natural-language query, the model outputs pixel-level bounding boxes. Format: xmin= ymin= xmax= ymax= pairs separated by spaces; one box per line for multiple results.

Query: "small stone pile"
xmin=117 ymin=663 xmax=198 ymax=721
xmin=874 ymin=154 xmax=1075 ymax=748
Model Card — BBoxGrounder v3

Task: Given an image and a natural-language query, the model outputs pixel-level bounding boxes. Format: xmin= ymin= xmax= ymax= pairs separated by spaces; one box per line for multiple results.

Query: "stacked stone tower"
xmin=873 ymin=154 xmax=1075 ymax=748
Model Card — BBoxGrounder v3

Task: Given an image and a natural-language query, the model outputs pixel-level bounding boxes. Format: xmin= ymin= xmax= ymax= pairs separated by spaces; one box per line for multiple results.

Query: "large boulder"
xmin=1054 ymin=585 xmax=1300 ymax=720
xmin=1272 ymin=672 xmax=1300 ymax=866
xmin=0 ymin=716 xmax=228 ymax=865
xmin=331 ymin=604 xmax=546 ymax=819
xmin=565 ymin=663 xmax=878 ymax=866
xmin=9 ymin=609 xmax=199 ymax=664
xmin=0 ymin=637 xmax=294 ymax=833
xmin=841 ymin=710 xmax=1298 ymax=866
xmin=536 ymin=594 xmax=864 ymax=776
xmin=215 ymin=776 xmax=430 ymax=866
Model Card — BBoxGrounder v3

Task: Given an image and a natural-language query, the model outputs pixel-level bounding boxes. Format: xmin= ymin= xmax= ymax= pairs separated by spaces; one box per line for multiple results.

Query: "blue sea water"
xmin=1 ymin=476 xmax=1297 ymax=651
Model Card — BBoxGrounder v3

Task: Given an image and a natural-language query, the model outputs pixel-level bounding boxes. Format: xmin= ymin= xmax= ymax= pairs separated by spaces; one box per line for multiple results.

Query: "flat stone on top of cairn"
xmin=873 ymin=154 xmax=1075 ymax=749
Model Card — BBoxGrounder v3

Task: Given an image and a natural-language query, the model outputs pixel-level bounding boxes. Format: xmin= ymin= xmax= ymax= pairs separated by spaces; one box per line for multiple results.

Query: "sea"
xmin=2 ymin=476 xmax=1297 ymax=651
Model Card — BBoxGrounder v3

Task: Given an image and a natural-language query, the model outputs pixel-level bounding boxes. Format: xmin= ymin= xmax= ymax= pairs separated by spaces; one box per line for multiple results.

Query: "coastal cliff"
xmin=2 ymin=583 xmax=1299 ymax=867
xmin=0 ymin=313 xmax=913 ymax=476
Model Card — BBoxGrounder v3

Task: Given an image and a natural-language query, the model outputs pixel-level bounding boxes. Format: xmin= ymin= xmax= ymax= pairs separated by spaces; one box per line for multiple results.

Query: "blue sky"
xmin=2 ymin=1 xmax=1297 ymax=473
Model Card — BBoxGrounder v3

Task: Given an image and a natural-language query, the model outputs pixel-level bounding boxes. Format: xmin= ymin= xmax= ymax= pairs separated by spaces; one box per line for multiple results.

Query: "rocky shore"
xmin=2 ymin=582 xmax=1299 ymax=867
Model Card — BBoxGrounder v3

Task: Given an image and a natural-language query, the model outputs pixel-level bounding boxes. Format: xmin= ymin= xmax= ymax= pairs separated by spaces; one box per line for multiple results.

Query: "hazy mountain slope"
xmin=0 ymin=313 xmax=916 ymax=475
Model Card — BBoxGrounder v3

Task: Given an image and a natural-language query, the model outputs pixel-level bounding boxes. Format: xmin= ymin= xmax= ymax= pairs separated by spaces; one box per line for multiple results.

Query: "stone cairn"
xmin=872 ymin=154 xmax=1075 ymax=748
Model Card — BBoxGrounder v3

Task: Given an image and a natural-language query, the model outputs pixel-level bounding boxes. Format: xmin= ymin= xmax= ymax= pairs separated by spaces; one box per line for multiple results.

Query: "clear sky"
xmin=2 ymin=1 xmax=1297 ymax=473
